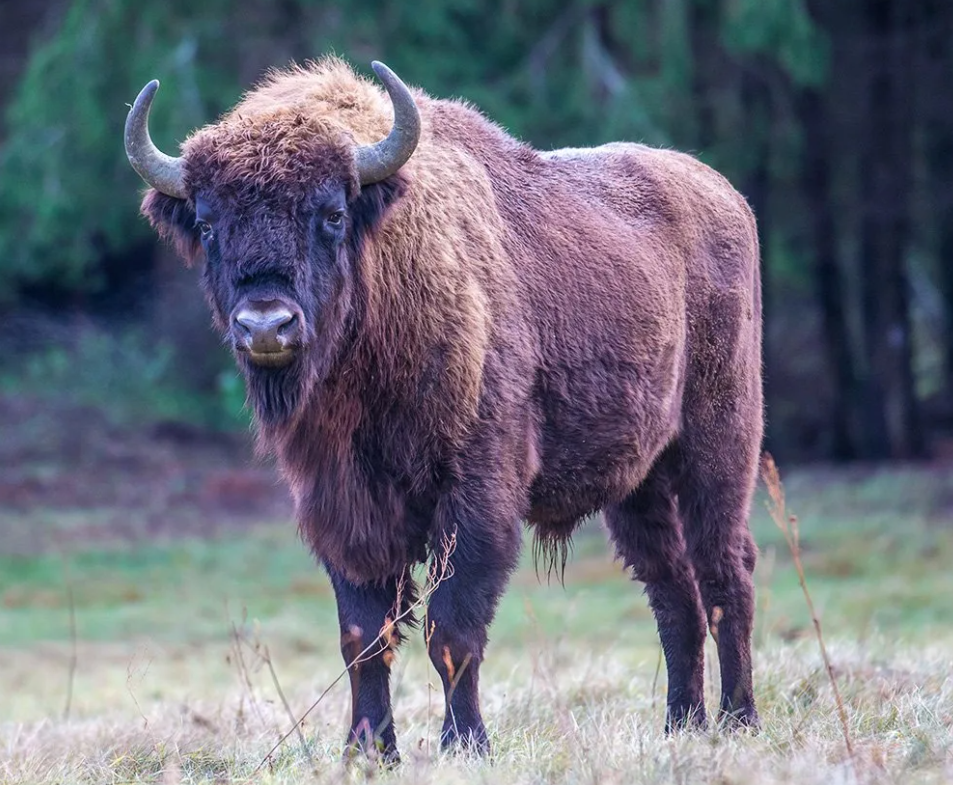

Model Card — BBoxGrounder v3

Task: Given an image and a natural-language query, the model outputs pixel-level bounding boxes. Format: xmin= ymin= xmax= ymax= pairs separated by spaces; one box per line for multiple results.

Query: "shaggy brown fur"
xmin=139 ymin=57 xmax=763 ymax=758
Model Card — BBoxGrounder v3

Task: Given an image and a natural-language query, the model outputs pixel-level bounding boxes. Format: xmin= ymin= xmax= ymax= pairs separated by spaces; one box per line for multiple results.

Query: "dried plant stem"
xmin=261 ymin=643 xmax=313 ymax=766
xmin=229 ymin=616 xmax=266 ymax=728
xmin=126 ymin=647 xmax=152 ymax=730
xmin=425 ymin=619 xmax=436 ymax=758
xmin=63 ymin=580 xmax=77 ymax=722
xmin=761 ymin=454 xmax=854 ymax=762
xmin=650 ymin=643 xmax=662 ymax=718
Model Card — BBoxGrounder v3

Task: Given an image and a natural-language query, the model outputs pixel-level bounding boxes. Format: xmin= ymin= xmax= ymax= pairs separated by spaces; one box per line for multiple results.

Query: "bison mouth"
xmin=245 ymin=348 xmax=297 ymax=369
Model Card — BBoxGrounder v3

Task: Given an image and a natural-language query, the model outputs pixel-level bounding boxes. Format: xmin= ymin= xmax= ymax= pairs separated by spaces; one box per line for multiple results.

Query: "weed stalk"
xmin=760 ymin=453 xmax=854 ymax=762
xmin=62 ymin=563 xmax=77 ymax=722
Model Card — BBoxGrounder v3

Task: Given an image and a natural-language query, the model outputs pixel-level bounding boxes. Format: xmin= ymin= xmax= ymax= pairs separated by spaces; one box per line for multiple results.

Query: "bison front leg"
xmin=325 ymin=564 xmax=412 ymax=764
xmin=425 ymin=490 xmax=522 ymax=755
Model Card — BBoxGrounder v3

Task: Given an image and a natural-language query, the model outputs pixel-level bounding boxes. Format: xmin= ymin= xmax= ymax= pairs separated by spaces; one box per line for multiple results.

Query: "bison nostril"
xmin=235 ymin=308 xmax=291 ymax=331
xmin=233 ymin=306 xmax=297 ymax=353
xmin=277 ymin=313 xmax=298 ymax=338
xmin=233 ymin=316 xmax=252 ymax=338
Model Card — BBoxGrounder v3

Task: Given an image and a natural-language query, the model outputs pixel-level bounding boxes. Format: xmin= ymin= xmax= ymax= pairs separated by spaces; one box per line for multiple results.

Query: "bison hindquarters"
xmin=604 ymin=447 xmax=710 ymax=731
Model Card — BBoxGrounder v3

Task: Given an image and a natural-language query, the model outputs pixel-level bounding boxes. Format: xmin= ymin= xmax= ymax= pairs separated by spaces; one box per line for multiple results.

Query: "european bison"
xmin=125 ymin=58 xmax=762 ymax=758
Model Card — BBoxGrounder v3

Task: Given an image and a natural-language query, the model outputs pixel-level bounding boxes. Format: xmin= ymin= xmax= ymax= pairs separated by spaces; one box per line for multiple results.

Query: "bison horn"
xmin=124 ymin=80 xmax=187 ymax=199
xmin=354 ymin=62 xmax=421 ymax=185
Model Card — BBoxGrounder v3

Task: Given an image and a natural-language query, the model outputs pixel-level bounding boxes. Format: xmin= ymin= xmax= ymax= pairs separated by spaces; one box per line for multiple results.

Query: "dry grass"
xmin=2 ymin=636 xmax=952 ymax=784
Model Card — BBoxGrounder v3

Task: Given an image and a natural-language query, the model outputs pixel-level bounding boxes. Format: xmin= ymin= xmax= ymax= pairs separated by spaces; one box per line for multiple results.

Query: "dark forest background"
xmin=0 ymin=0 xmax=950 ymax=463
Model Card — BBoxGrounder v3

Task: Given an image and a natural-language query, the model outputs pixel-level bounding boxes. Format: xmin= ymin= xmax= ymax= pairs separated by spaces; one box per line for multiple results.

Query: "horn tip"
xmin=370 ymin=61 xmax=391 ymax=80
xmin=132 ymin=79 xmax=160 ymax=110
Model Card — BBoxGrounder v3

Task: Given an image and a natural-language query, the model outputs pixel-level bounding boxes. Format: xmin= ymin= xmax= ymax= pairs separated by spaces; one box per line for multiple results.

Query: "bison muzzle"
xmin=232 ymin=300 xmax=301 ymax=366
xmin=126 ymin=57 xmax=764 ymax=761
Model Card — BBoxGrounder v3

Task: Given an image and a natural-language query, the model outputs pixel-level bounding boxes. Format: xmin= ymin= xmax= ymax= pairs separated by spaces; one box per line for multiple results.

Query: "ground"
xmin=2 ymin=394 xmax=953 ymax=783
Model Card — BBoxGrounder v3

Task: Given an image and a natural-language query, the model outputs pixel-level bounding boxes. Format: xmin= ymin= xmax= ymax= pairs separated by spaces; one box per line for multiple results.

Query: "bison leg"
xmin=605 ymin=451 xmax=708 ymax=731
xmin=678 ymin=439 xmax=760 ymax=730
xmin=425 ymin=492 xmax=522 ymax=755
xmin=325 ymin=564 xmax=414 ymax=763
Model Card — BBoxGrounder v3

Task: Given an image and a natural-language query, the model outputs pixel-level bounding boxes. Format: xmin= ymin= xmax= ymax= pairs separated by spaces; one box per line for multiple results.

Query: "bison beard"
xmin=244 ymin=360 xmax=309 ymax=428
xmin=130 ymin=58 xmax=764 ymax=760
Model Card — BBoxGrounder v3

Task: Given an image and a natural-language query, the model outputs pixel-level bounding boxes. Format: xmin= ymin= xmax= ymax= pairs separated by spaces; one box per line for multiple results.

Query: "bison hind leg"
xmin=677 ymin=434 xmax=760 ymax=730
xmin=604 ymin=447 xmax=709 ymax=732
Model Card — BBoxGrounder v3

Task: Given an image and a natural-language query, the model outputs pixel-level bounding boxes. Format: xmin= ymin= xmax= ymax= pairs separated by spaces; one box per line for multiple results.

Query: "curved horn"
xmin=124 ymin=80 xmax=187 ymax=199
xmin=354 ymin=62 xmax=421 ymax=185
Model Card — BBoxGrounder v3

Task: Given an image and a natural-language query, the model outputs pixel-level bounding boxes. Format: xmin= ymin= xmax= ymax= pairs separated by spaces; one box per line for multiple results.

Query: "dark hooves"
xmin=665 ymin=704 xmax=709 ymax=734
xmin=440 ymin=724 xmax=491 ymax=756
xmin=343 ymin=744 xmax=401 ymax=767
xmin=343 ymin=730 xmax=401 ymax=767
xmin=717 ymin=705 xmax=760 ymax=733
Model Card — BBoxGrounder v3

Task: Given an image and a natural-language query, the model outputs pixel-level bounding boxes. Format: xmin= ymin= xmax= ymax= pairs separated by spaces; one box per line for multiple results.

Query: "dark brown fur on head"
xmin=141 ymin=83 xmax=408 ymax=429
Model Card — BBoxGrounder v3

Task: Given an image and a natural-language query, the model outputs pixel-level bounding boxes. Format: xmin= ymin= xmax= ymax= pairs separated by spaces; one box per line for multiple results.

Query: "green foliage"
xmin=0 ymin=326 xmax=249 ymax=430
xmin=721 ymin=0 xmax=828 ymax=86
xmin=0 ymin=0 xmax=243 ymax=304
xmin=0 ymin=0 xmax=851 ymax=451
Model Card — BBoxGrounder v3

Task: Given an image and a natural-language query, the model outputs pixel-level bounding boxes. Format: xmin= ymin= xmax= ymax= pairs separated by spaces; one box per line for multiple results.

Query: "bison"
xmin=125 ymin=58 xmax=763 ymax=759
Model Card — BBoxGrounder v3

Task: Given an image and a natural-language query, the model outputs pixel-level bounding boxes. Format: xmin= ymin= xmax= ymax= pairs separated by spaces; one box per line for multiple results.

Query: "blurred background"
xmin=1 ymin=0 xmax=951 ymax=465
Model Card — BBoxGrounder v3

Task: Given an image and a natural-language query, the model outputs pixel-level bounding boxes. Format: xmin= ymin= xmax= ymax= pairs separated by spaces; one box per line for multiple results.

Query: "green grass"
xmin=2 ymin=465 xmax=953 ymax=783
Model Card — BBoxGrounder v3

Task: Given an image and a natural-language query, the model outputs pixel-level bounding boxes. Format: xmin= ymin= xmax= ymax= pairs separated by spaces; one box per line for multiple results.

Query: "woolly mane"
xmin=227 ymin=58 xmax=395 ymax=144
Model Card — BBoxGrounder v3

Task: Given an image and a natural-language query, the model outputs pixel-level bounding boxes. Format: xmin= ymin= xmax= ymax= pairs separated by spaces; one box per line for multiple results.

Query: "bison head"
xmin=125 ymin=61 xmax=420 ymax=426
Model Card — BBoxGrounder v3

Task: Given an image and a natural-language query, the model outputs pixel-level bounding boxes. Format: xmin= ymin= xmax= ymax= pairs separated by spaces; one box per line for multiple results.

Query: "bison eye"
xmin=195 ymin=220 xmax=214 ymax=240
xmin=325 ymin=210 xmax=345 ymax=228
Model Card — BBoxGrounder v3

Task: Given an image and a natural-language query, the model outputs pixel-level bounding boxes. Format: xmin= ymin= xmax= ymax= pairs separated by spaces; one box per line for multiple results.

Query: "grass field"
xmin=3 ymin=456 xmax=953 ymax=783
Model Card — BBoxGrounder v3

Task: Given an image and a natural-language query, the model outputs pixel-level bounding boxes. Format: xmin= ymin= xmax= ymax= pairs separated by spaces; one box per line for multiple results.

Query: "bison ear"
xmin=141 ymin=190 xmax=203 ymax=266
xmin=347 ymin=174 xmax=407 ymax=257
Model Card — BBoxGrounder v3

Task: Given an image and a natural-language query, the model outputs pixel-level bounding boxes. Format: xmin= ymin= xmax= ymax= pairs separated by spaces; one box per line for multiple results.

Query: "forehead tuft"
xmin=184 ymin=118 xmax=354 ymax=203
xmin=180 ymin=57 xmax=394 ymax=204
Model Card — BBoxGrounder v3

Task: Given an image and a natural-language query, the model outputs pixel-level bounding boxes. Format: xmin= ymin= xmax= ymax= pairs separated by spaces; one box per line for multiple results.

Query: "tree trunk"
xmin=937 ymin=136 xmax=953 ymax=402
xmin=798 ymin=85 xmax=859 ymax=460
xmin=688 ymin=0 xmax=720 ymax=152
xmin=857 ymin=0 xmax=926 ymax=458
xmin=920 ymin=0 xmax=953 ymax=407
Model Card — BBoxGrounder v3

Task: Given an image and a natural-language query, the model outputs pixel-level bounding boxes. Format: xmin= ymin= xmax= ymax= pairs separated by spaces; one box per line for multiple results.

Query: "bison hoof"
xmin=343 ymin=741 xmax=401 ymax=767
xmin=343 ymin=725 xmax=400 ymax=767
xmin=717 ymin=704 xmax=760 ymax=732
xmin=440 ymin=723 xmax=490 ymax=756
xmin=664 ymin=703 xmax=708 ymax=734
